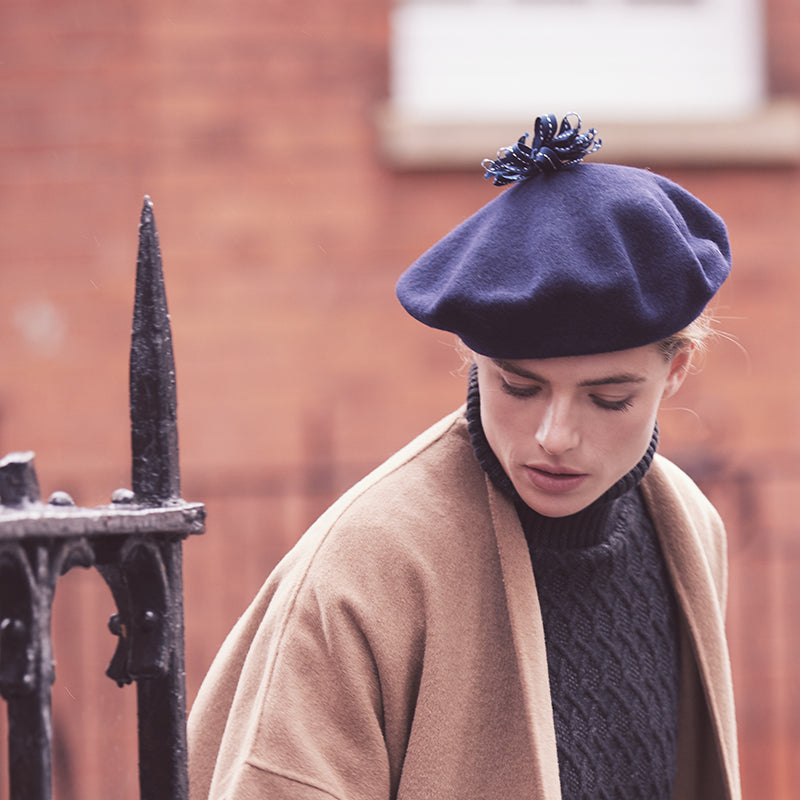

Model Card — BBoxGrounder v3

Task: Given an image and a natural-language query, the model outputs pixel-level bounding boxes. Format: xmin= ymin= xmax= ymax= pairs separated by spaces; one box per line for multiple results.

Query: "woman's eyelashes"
xmin=499 ymin=377 xmax=635 ymax=412
xmin=499 ymin=379 xmax=541 ymax=398
xmin=590 ymin=395 xmax=635 ymax=412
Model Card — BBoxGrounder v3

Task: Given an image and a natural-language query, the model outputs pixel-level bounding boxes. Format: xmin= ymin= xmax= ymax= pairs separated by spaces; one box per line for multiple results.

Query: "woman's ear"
xmin=662 ymin=345 xmax=694 ymax=400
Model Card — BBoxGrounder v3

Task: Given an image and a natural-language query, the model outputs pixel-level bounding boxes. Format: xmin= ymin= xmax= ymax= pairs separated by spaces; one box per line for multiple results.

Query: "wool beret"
xmin=396 ymin=120 xmax=731 ymax=359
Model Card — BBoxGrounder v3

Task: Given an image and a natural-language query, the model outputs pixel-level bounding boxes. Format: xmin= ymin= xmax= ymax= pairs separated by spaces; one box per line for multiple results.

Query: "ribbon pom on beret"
xmin=396 ymin=114 xmax=731 ymax=359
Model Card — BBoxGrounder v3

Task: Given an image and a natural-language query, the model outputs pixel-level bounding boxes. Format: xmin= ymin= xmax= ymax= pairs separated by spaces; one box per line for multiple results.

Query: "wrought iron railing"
xmin=0 ymin=198 xmax=205 ymax=800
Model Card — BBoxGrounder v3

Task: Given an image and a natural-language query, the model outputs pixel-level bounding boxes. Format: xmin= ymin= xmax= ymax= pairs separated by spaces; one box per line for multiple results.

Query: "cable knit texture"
xmin=467 ymin=366 xmax=681 ymax=798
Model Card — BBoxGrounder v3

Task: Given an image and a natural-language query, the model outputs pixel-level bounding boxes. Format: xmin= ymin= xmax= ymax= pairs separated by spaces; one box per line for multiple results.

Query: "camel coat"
xmin=188 ymin=409 xmax=740 ymax=799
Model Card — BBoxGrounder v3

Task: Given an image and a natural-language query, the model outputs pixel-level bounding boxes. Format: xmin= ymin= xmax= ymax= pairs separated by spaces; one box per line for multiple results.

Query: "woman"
xmin=188 ymin=114 xmax=740 ymax=799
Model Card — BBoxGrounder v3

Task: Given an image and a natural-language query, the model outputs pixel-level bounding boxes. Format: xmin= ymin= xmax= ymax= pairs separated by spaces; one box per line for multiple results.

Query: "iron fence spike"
xmin=130 ymin=196 xmax=181 ymax=504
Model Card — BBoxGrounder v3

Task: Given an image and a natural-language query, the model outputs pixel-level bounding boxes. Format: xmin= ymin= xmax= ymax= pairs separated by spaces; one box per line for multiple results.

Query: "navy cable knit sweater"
xmin=466 ymin=368 xmax=681 ymax=798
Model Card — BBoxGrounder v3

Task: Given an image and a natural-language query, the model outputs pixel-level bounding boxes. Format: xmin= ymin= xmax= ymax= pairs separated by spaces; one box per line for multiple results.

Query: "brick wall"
xmin=1 ymin=0 xmax=799 ymax=796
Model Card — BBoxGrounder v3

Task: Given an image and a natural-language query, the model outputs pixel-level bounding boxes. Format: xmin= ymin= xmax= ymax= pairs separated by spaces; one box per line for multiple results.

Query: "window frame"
xmin=379 ymin=0 xmax=800 ymax=168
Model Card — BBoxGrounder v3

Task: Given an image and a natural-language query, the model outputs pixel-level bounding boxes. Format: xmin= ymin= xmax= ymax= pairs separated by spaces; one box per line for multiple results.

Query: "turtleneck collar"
xmin=466 ymin=363 xmax=658 ymax=549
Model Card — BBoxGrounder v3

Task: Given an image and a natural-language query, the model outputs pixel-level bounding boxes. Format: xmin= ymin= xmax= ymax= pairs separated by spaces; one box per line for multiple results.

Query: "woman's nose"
xmin=535 ymin=400 xmax=579 ymax=456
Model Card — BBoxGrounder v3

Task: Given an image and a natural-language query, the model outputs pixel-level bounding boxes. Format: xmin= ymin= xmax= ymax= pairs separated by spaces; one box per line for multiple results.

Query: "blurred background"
xmin=1 ymin=0 xmax=799 ymax=797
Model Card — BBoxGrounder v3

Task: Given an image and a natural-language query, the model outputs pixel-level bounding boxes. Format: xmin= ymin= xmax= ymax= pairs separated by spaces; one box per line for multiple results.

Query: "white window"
xmin=391 ymin=0 xmax=763 ymax=121
xmin=380 ymin=0 xmax=799 ymax=167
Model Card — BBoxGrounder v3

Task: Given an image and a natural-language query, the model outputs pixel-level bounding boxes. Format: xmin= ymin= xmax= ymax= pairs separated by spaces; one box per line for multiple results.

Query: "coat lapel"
xmin=486 ymin=477 xmax=563 ymax=800
xmin=640 ymin=456 xmax=740 ymax=800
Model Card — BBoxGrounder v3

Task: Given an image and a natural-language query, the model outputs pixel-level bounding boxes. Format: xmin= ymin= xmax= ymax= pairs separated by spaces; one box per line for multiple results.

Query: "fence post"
xmin=0 ymin=196 xmax=205 ymax=800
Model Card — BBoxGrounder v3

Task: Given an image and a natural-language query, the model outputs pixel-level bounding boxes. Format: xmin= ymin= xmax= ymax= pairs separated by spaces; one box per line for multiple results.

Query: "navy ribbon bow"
xmin=482 ymin=113 xmax=602 ymax=186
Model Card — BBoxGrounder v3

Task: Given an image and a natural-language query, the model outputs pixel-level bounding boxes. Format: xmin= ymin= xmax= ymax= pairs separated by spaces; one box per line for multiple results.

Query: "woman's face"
xmin=474 ymin=344 xmax=691 ymax=518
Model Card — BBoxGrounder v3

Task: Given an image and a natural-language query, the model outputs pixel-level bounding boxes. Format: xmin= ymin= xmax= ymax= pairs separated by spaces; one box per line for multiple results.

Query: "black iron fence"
xmin=0 ymin=198 xmax=205 ymax=800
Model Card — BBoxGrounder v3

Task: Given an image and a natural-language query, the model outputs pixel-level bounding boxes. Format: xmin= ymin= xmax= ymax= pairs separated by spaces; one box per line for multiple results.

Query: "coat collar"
xmin=485 ymin=475 xmax=563 ymax=799
xmin=640 ymin=457 xmax=741 ymax=800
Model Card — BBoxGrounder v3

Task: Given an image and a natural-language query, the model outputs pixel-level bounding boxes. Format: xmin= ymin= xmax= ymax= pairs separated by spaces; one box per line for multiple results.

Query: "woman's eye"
xmin=500 ymin=380 xmax=541 ymax=398
xmin=591 ymin=395 xmax=634 ymax=412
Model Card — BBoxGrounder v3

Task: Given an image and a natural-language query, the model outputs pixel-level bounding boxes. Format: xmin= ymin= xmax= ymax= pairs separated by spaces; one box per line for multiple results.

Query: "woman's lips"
xmin=524 ymin=465 xmax=588 ymax=494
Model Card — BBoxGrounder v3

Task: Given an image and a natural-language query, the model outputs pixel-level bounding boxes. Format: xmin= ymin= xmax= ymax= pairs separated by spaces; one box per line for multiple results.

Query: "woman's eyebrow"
xmin=492 ymin=359 xmax=646 ymax=387
xmin=579 ymin=374 xmax=647 ymax=387
xmin=492 ymin=359 xmax=546 ymax=382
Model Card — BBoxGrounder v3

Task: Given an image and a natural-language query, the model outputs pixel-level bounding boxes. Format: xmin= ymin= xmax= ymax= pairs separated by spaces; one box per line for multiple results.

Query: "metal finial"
xmin=0 ymin=452 xmax=41 ymax=508
xmin=130 ymin=196 xmax=181 ymax=504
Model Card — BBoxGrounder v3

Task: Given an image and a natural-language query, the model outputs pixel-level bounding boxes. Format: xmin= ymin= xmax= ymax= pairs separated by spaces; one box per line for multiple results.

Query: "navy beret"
xmin=396 ymin=135 xmax=730 ymax=359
